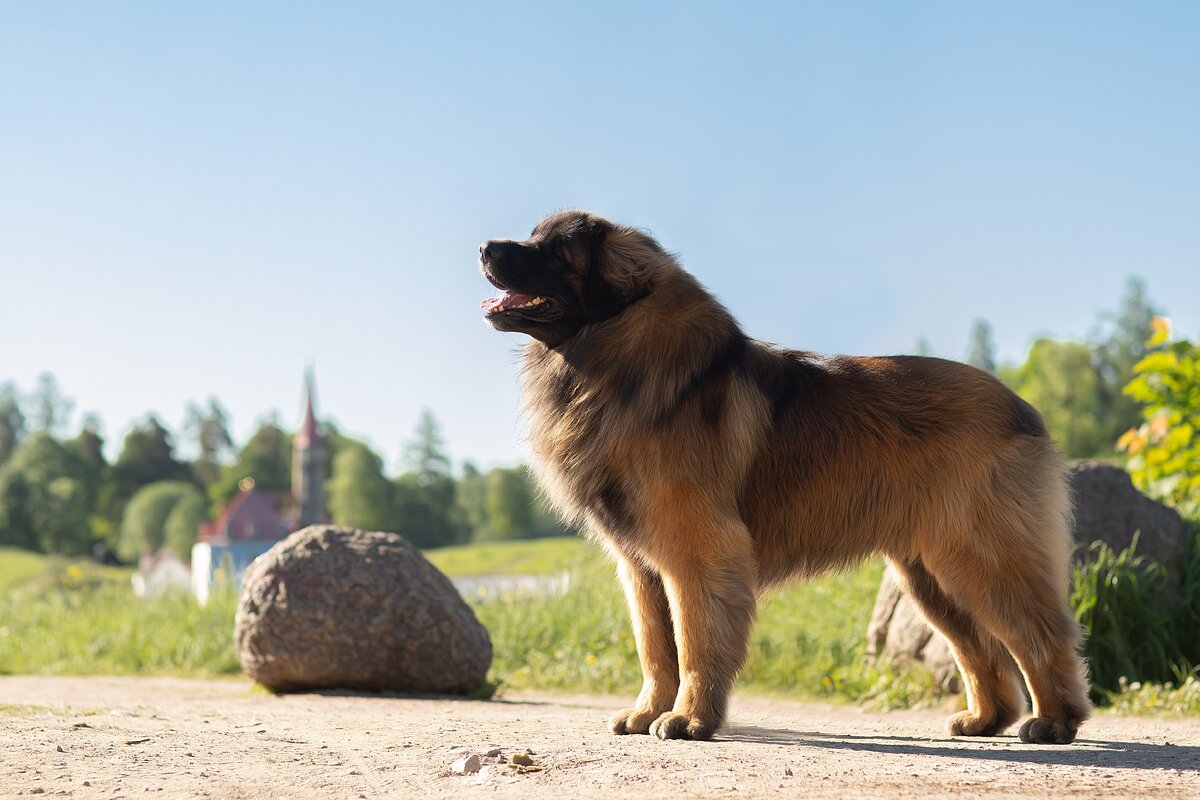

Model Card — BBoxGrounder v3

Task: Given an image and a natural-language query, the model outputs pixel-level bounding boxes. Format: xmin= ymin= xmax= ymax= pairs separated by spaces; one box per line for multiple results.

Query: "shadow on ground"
xmin=723 ymin=725 xmax=1199 ymax=771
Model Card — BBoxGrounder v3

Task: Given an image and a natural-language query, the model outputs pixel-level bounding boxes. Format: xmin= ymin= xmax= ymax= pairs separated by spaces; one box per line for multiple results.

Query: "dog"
xmin=479 ymin=210 xmax=1091 ymax=743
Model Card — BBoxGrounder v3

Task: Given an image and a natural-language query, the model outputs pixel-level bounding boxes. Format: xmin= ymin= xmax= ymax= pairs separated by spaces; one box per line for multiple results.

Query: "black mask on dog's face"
xmin=479 ymin=211 xmax=630 ymax=348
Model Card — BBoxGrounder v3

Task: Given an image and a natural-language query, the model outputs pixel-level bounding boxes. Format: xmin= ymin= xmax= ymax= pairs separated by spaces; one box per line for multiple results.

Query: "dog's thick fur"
xmin=480 ymin=211 xmax=1091 ymax=743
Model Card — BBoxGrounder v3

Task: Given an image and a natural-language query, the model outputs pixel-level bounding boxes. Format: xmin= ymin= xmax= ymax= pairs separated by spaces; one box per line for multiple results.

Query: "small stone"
xmin=29 ymin=790 xmax=45 ymax=796
xmin=82 ymin=782 xmax=91 ymax=787
xmin=451 ymin=754 xmax=482 ymax=775
xmin=509 ymin=753 xmax=534 ymax=767
xmin=784 ymin=768 xmax=793 ymax=776
xmin=56 ymin=745 xmax=64 ymax=753
xmin=483 ymin=747 xmax=503 ymax=758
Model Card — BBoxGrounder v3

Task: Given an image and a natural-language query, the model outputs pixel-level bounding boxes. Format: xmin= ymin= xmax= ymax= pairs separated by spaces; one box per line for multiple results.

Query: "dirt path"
xmin=1 ymin=676 xmax=1197 ymax=799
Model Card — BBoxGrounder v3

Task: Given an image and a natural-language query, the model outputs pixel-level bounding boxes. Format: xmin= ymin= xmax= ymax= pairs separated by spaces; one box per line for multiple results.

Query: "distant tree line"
xmin=935 ymin=277 xmax=1162 ymax=461
xmin=0 ymin=386 xmax=571 ymax=561
xmin=0 ymin=276 xmax=1174 ymax=561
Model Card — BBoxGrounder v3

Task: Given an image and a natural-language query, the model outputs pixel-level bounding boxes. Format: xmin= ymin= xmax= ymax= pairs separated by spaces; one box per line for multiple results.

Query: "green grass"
xmin=472 ymin=553 xmax=937 ymax=708
xmin=0 ymin=555 xmax=239 ymax=677
xmin=2 ymin=529 xmax=1197 ymax=715
xmin=425 ymin=536 xmax=591 ymax=577
xmin=0 ymin=547 xmax=53 ymax=592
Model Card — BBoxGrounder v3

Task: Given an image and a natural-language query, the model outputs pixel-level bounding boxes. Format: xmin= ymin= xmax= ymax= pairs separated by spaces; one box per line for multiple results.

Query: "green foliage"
xmin=0 ymin=382 xmax=26 ymax=467
xmin=1012 ymin=339 xmax=1108 ymax=458
xmin=0 ymin=558 xmax=238 ymax=677
xmin=183 ymin=398 xmax=233 ymax=488
xmin=1071 ymin=537 xmax=1178 ymax=697
xmin=1119 ymin=323 xmax=1200 ymax=515
xmin=392 ymin=411 xmax=468 ymax=547
xmin=119 ymin=481 xmax=205 ymax=561
xmin=111 ymin=415 xmax=190 ymax=514
xmin=1104 ymin=672 xmax=1200 ymax=715
xmin=0 ymin=433 xmax=94 ymax=554
xmin=1092 ymin=276 xmax=1161 ymax=448
xmin=208 ymin=419 xmax=291 ymax=516
xmin=393 ymin=471 xmax=467 ymax=548
xmin=327 ymin=440 xmax=396 ymax=531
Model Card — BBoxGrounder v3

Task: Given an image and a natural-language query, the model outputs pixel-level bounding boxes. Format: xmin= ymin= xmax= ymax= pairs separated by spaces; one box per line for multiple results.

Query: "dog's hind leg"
xmin=609 ymin=553 xmax=680 ymax=735
xmin=924 ymin=458 xmax=1092 ymax=744
xmin=889 ymin=556 xmax=1026 ymax=737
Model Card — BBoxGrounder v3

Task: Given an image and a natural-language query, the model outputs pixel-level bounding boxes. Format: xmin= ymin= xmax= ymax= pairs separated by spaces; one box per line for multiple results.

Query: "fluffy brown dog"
xmin=480 ymin=210 xmax=1091 ymax=744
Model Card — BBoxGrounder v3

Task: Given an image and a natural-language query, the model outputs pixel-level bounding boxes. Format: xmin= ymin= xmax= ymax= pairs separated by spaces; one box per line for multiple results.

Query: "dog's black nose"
xmin=480 ymin=241 xmax=498 ymax=261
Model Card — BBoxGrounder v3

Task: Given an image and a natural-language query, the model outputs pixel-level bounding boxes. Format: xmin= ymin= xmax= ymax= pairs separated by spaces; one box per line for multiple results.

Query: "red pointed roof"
xmin=294 ymin=368 xmax=322 ymax=449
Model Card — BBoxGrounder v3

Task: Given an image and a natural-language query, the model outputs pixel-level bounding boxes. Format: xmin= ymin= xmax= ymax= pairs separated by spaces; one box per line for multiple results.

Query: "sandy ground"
xmin=1 ymin=676 xmax=1198 ymax=799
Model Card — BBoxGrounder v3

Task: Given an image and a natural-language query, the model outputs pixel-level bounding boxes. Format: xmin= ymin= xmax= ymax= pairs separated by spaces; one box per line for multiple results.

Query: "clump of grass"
xmin=1071 ymin=535 xmax=1177 ymax=696
xmin=0 ymin=562 xmax=238 ymax=677
xmin=1103 ymin=669 xmax=1200 ymax=715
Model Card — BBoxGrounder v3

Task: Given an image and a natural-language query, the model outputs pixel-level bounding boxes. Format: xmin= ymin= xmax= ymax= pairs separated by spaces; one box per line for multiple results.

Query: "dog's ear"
xmin=596 ymin=226 xmax=671 ymax=300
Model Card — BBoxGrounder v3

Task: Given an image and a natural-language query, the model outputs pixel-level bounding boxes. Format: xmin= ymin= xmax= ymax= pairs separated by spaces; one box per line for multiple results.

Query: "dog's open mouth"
xmin=481 ymin=270 xmax=561 ymax=320
xmin=481 ymin=291 xmax=549 ymax=314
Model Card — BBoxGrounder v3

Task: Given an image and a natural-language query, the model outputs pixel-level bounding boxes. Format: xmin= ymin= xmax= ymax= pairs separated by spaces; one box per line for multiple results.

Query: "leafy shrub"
xmin=1118 ymin=318 xmax=1200 ymax=516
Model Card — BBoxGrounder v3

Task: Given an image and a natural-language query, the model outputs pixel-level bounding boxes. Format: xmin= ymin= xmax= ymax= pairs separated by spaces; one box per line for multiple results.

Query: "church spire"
xmin=293 ymin=366 xmax=325 ymax=528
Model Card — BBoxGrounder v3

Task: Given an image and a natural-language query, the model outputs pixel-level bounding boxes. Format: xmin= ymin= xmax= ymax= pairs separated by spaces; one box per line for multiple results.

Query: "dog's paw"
xmin=609 ymin=707 xmax=662 ymax=735
xmin=947 ymin=710 xmax=1011 ymax=737
xmin=1018 ymin=716 xmax=1080 ymax=744
xmin=649 ymin=712 xmax=717 ymax=741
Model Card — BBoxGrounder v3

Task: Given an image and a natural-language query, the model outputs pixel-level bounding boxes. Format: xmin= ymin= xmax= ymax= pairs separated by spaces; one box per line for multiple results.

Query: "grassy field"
xmin=2 ymin=535 xmax=1197 ymax=713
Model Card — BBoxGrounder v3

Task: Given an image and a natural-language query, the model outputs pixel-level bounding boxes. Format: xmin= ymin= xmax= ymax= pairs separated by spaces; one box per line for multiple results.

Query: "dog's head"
xmin=480 ymin=210 xmax=671 ymax=347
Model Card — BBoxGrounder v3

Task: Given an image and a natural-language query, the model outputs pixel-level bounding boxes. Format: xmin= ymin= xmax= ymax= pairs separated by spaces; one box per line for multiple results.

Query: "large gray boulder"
xmin=235 ymin=525 xmax=492 ymax=694
xmin=866 ymin=461 xmax=1187 ymax=692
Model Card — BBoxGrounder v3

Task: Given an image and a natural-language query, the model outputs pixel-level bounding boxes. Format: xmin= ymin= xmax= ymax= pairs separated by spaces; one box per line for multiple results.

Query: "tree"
xmin=913 ymin=338 xmax=935 ymax=358
xmin=966 ymin=319 xmax=997 ymax=373
xmin=1093 ymin=276 xmax=1162 ymax=448
xmin=209 ymin=417 xmax=291 ymax=515
xmin=0 ymin=432 xmax=92 ymax=553
xmin=119 ymin=481 xmax=205 ymax=561
xmin=456 ymin=462 xmax=489 ymax=539
xmin=389 ymin=410 xmax=467 ymax=547
xmin=480 ymin=466 xmax=536 ymax=541
xmin=66 ymin=414 xmax=113 ymax=548
xmin=163 ymin=487 xmax=207 ymax=560
xmin=111 ymin=415 xmax=190 ymax=507
xmin=403 ymin=409 xmax=452 ymax=485
xmin=184 ymin=398 xmax=233 ymax=488
xmin=1013 ymin=339 xmax=1107 ymax=459
xmin=28 ymin=372 xmax=74 ymax=435
xmin=327 ymin=440 xmax=396 ymax=532
xmin=0 ymin=381 xmax=26 ymax=467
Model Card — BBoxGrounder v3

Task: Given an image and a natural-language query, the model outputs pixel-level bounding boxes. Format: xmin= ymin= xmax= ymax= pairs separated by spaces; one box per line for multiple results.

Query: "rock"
xmin=1069 ymin=460 xmax=1188 ymax=587
xmin=866 ymin=462 xmax=1188 ymax=693
xmin=235 ymin=525 xmax=492 ymax=694
xmin=451 ymin=754 xmax=482 ymax=775
xmin=509 ymin=753 xmax=534 ymax=767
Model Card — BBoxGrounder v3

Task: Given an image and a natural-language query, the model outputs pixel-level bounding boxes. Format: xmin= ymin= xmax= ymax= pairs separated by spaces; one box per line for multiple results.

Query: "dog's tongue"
xmin=482 ymin=290 xmax=537 ymax=313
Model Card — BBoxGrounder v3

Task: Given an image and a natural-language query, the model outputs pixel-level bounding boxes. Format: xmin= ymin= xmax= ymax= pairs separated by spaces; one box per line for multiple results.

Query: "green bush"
xmin=1118 ymin=319 xmax=1200 ymax=516
xmin=1071 ymin=530 xmax=1200 ymax=703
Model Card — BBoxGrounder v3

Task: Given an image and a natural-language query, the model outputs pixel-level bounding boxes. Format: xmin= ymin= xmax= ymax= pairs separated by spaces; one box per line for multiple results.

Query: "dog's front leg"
xmin=609 ymin=554 xmax=679 ymax=735
xmin=649 ymin=520 xmax=757 ymax=740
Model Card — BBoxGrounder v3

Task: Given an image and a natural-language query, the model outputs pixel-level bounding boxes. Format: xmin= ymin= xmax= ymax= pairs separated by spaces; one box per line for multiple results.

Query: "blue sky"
xmin=1 ymin=1 xmax=1197 ymax=470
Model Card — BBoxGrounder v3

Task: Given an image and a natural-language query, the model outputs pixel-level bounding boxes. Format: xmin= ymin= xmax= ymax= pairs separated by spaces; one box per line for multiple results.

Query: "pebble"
xmin=509 ymin=753 xmax=534 ymax=767
xmin=56 ymin=745 xmax=64 ymax=753
xmin=451 ymin=754 xmax=482 ymax=775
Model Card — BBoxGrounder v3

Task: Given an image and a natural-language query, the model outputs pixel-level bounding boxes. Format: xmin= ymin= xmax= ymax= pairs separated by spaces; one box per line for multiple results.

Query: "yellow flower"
xmin=1149 ymin=316 xmax=1172 ymax=346
xmin=585 ymin=654 xmax=598 ymax=665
